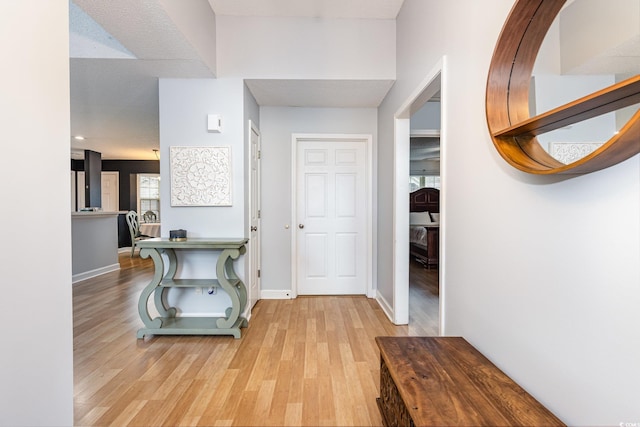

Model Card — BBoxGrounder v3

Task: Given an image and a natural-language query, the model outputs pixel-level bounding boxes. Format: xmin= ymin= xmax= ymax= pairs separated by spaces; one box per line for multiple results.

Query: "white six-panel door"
xmin=101 ymin=172 xmax=119 ymax=212
xmin=295 ymin=137 xmax=368 ymax=295
xmin=248 ymin=122 xmax=261 ymax=309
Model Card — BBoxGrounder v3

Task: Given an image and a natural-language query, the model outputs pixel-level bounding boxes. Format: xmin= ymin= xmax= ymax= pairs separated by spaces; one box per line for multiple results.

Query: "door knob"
xmin=298 ymin=224 xmax=305 ymax=229
xmin=251 ymin=226 xmax=257 ymax=232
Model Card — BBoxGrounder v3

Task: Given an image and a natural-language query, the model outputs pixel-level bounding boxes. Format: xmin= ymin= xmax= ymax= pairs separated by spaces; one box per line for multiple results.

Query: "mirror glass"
xmin=530 ymin=0 xmax=640 ymax=163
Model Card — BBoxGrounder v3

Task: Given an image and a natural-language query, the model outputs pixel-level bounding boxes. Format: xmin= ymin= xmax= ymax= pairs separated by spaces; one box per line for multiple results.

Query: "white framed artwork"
xmin=548 ymin=142 xmax=603 ymax=164
xmin=170 ymin=146 xmax=232 ymax=206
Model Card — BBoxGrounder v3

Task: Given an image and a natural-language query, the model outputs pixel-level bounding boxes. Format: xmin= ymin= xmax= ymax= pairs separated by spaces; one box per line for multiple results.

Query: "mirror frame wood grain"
xmin=486 ymin=0 xmax=640 ymax=175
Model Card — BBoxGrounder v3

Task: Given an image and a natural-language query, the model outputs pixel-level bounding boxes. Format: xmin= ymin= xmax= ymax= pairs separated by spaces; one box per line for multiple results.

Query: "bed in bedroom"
xmin=409 ymin=187 xmax=440 ymax=269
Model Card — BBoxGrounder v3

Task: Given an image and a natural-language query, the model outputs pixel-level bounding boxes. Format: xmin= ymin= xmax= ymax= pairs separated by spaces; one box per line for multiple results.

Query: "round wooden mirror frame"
xmin=486 ymin=0 xmax=640 ymax=175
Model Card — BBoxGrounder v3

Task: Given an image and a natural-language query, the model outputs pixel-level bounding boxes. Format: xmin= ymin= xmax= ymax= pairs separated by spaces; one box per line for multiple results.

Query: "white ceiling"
xmin=70 ymin=0 xmax=404 ymax=160
xmin=209 ymin=0 xmax=404 ymax=19
xmin=70 ymin=0 xmax=638 ymax=160
xmin=245 ymin=79 xmax=395 ymax=108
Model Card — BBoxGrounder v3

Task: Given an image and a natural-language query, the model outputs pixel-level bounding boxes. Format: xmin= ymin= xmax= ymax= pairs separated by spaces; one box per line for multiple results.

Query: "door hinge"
xmin=257 ymin=150 xmax=261 ymax=159
xmin=257 ymin=269 xmax=261 ymax=278
xmin=258 ymin=210 xmax=261 ymax=219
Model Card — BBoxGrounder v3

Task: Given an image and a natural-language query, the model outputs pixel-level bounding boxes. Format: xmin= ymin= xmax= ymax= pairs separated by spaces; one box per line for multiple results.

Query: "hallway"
xmin=73 ymin=253 xmax=437 ymax=426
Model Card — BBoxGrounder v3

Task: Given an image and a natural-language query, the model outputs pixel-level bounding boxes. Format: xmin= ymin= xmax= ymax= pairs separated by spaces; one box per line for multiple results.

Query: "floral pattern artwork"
xmin=170 ymin=146 xmax=232 ymax=206
xmin=548 ymin=142 xmax=604 ymax=165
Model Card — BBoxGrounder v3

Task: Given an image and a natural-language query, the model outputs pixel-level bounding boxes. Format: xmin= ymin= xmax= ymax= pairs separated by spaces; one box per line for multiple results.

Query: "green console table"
xmin=136 ymin=238 xmax=249 ymax=339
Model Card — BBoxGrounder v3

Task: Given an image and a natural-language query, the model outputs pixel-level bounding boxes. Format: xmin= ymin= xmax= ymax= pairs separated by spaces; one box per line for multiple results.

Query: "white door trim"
xmin=392 ymin=57 xmax=446 ymax=332
xmin=246 ymin=120 xmax=262 ymax=316
xmin=291 ymin=133 xmax=374 ymax=298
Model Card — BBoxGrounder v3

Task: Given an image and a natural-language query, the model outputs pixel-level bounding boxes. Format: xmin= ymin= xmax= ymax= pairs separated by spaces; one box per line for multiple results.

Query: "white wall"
xmin=0 ymin=2 xmax=74 ymax=426
xmin=216 ymin=16 xmax=395 ymax=79
xmin=158 ymin=78 xmax=247 ymax=315
xmin=259 ymin=107 xmax=378 ymax=295
xmin=560 ymin=0 xmax=640 ymax=74
xmin=410 ymin=101 xmax=441 ymax=131
xmin=378 ymin=0 xmax=640 ymax=424
xmin=159 ymin=78 xmax=246 ymax=237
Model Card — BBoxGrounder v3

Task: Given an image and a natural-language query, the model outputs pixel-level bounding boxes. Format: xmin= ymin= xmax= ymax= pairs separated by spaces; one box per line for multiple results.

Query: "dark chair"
xmin=143 ymin=210 xmax=157 ymax=222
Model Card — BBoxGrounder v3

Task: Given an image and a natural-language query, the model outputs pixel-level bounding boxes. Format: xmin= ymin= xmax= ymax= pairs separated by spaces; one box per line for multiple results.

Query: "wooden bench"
xmin=375 ymin=336 xmax=565 ymax=426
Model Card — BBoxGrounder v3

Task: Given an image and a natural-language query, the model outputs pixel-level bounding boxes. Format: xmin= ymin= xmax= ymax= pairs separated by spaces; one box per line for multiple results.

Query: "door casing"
xmin=291 ymin=133 xmax=374 ymax=298
xmin=247 ymin=120 xmax=262 ymax=312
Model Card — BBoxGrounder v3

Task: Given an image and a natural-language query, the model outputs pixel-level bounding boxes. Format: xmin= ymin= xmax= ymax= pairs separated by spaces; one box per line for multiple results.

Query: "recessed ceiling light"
xmin=74 ymin=135 xmax=85 ymax=140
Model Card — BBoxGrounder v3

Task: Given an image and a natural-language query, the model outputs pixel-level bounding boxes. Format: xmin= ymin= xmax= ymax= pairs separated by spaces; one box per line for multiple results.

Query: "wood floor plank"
xmin=230 ymin=390 xmax=259 ymax=426
xmin=287 ymin=342 xmax=306 ymax=404
xmin=250 ymin=379 xmax=276 ymax=424
xmin=73 ymin=252 xmax=438 ymax=426
xmin=283 ymin=402 xmax=303 ymax=427
xmin=160 ymin=378 xmax=208 ymax=427
xmin=199 ymin=369 xmax=240 ymax=424
xmin=262 ymin=329 xmax=286 ymax=381
xmin=244 ymin=345 xmax=272 ymax=392
xmin=303 ymin=341 xmax=317 ymax=380
xmin=75 ymin=405 xmax=109 ymax=427
xmin=315 ymin=374 xmax=336 ymax=425
xmin=266 ymin=359 xmax=291 ymax=425
xmin=107 ymin=399 xmax=147 ymax=427
xmin=330 ymin=370 xmax=355 ymax=426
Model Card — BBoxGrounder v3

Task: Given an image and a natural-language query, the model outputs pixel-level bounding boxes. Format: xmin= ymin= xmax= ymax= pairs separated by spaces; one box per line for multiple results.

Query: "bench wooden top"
xmin=375 ymin=336 xmax=564 ymax=426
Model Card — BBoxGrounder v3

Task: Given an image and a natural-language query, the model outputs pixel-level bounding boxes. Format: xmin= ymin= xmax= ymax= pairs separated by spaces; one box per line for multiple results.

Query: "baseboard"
xmin=260 ymin=289 xmax=293 ymax=299
xmin=72 ymin=263 xmax=120 ymax=284
xmin=376 ymin=293 xmax=394 ymax=323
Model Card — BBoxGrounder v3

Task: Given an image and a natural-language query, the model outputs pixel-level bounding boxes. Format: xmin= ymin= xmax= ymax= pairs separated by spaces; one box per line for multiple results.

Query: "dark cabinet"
xmin=117 ymin=213 xmax=132 ymax=248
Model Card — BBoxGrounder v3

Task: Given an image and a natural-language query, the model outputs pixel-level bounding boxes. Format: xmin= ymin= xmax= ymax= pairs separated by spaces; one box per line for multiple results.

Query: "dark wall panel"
xmin=72 ymin=159 xmax=159 ymax=212
xmin=84 ymin=150 xmax=102 ymax=208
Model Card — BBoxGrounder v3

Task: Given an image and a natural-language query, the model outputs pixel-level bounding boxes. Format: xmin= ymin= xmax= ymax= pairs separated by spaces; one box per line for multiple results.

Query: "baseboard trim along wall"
xmin=376 ymin=293 xmax=394 ymax=324
xmin=72 ymin=263 xmax=120 ymax=284
xmin=260 ymin=290 xmax=293 ymax=299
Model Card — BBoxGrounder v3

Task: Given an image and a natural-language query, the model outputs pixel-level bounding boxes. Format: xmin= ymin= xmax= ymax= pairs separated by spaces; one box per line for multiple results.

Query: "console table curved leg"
xmin=215 ymin=248 xmax=245 ymax=329
xmin=137 ymin=248 xmax=164 ymax=336
xmin=153 ymin=287 xmax=176 ymax=318
xmin=224 ymin=248 xmax=248 ymax=319
xmin=164 ymin=248 xmax=178 ymax=279
xmin=233 ymin=277 xmax=248 ymax=327
xmin=153 ymin=248 xmax=177 ymax=318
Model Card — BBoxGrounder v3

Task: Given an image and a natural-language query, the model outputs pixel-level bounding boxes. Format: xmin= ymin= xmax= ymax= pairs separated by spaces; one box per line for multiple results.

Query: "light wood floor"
xmin=408 ymin=258 xmax=439 ymax=336
xmin=73 ymin=253 xmax=438 ymax=426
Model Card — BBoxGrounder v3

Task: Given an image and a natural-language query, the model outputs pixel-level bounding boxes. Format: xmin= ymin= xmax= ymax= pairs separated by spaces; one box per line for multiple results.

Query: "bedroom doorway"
xmin=393 ymin=58 xmax=444 ymax=334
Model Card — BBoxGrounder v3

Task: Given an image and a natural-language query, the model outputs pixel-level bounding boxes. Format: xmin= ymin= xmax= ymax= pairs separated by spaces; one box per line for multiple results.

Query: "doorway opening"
xmin=393 ymin=58 xmax=445 ymax=334
xmin=407 ymin=100 xmax=441 ymax=336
